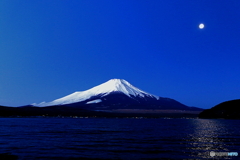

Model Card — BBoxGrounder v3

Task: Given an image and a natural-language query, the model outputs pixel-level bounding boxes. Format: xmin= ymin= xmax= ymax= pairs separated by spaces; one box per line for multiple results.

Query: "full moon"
xmin=199 ymin=23 xmax=204 ymax=29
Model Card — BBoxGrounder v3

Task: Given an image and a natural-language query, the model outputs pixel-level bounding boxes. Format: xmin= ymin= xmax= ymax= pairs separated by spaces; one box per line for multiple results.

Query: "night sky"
xmin=1 ymin=0 xmax=240 ymax=109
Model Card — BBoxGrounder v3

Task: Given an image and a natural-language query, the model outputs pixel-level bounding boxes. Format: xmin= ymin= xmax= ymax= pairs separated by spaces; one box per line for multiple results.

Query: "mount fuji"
xmin=0 ymin=79 xmax=203 ymax=117
xmin=32 ymin=79 xmax=201 ymax=111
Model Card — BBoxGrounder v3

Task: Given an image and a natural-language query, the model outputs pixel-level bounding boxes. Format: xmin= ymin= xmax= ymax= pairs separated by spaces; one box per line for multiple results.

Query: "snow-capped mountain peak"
xmin=92 ymin=79 xmax=156 ymax=97
xmin=35 ymin=79 xmax=158 ymax=107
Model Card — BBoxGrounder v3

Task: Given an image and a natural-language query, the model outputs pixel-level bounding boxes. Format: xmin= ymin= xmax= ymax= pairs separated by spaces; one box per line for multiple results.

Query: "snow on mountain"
xmin=35 ymin=79 xmax=158 ymax=107
xmin=86 ymin=99 xmax=102 ymax=104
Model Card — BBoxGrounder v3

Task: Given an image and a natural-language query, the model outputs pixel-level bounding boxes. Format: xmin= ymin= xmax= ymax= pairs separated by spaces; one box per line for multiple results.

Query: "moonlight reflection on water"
xmin=185 ymin=119 xmax=237 ymax=159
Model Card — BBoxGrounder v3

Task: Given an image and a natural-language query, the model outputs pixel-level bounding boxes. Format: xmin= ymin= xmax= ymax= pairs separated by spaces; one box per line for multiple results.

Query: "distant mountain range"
xmin=0 ymin=79 xmax=203 ymax=118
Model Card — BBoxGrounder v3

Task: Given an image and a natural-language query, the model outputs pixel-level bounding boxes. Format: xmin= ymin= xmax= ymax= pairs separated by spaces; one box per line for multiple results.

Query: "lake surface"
xmin=0 ymin=118 xmax=239 ymax=159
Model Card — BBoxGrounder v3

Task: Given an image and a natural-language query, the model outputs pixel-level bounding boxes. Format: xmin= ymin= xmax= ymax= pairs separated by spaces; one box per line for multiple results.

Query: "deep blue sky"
xmin=1 ymin=0 xmax=240 ymax=109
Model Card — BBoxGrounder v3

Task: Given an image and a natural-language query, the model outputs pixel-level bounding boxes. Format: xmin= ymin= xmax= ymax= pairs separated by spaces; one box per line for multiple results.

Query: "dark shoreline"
xmin=0 ymin=105 xmax=202 ymax=118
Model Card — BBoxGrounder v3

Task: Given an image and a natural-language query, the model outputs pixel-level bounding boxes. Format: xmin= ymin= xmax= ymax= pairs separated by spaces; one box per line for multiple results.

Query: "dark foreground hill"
xmin=199 ymin=99 xmax=240 ymax=119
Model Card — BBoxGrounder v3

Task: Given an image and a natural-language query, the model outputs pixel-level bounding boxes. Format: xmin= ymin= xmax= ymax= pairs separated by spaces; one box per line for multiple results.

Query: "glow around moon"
xmin=199 ymin=23 xmax=204 ymax=29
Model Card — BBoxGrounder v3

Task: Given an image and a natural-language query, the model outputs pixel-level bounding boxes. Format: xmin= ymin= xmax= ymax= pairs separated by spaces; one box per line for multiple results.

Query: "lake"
xmin=0 ymin=118 xmax=239 ymax=159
